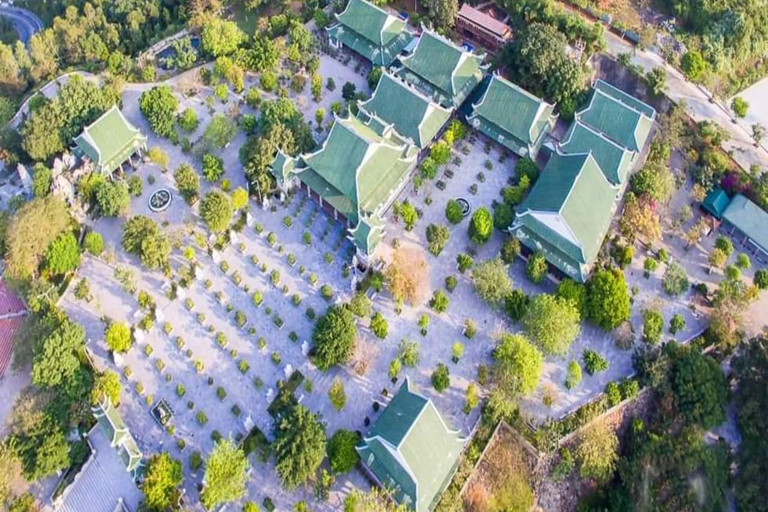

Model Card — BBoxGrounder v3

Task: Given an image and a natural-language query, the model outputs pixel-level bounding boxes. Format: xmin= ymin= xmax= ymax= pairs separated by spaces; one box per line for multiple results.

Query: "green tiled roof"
xmin=467 ymin=74 xmax=555 ymax=158
xmin=514 ymin=152 xmax=618 ymax=282
xmin=577 ymin=86 xmax=655 ymax=153
xmin=701 ymin=187 xmax=731 ymax=220
xmin=74 ymin=105 xmax=147 ymax=174
xmin=722 ymin=194 xmax=768 ymax=254
xmin=360 ymin=72 xmax=452 ymax=148
xmin=92 ymin=398 xmax=143 ymax=475
xmin=398 ymin=29 xmax=486 ymax=108
xmin=357 ymin=379 xmax=466 ymax=511
xmin=328 ymin=0 xmax=414 ymax=66
xmin=288 ymin=113 xmax=417 ymax=254
xmin=269 ymin=150 xmax=297 ymax=186
xmin=595 ymin=79 xmax=656 ymax=119
xmin=560 ymin=121 xmax=634 ymax=185
xmin=350 ymin=215 xmax=385 ymax=255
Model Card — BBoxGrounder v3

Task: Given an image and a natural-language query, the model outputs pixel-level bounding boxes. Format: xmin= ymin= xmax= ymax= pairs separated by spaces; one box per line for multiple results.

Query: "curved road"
xmin=0 ymin=5 xmax=43 ymax=44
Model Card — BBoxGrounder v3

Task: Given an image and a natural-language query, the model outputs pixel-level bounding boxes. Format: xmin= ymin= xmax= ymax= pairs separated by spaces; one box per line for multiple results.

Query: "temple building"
xmin=357 ymin=379 xmax=466 ymax=512
xmin=393 ymin=28 xmax=487 ymax=109
xmin=327 ymin=0 xmax=414 ymax=67
xmin=73 ymin=105 xmax=147 ymax=175
xmin=511 ymin=80 xmax=657 ymax=282
xmin=359 ymin=71 xmax=452 ymax=149
xmin=467 ymin=73 xmax=557 ymax=160
xmin=269 ymin=113 xmax=418 ymax=261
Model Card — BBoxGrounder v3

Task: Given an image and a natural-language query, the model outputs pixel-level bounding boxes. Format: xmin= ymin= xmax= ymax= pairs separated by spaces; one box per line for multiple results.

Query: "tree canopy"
xmin=670 ymin=344 xmax=727 ymax=429
xmin=521 ymin=294 xmax=581 ymax=356
xmin=493 ymin=333 xmax=543 ymax=398
xmin=139 ymin=86 xmax=178 ymax=138
xmin=312 ymin=305 xmax=357 ymax=370
xmin=201 ymin=439 xmax=249 ymax=510
xmin=31 ymin=319 xmax=85 ymax=388
xmin=5 ymin=196 xmax=70 ymax=279
xmin=273 ymin=405 xmax=326 ymax=489
xmin=327 ymin=429 xmax=360 ymax=474
xmin=586 ymin=268 xmax=631 ymax=330
xmin=141 ymin=453 xmax=182 ymax=511
xmin=121 ymin=216 xmax=170 ymax=270
xmin=45 ymin=232 xmax=81 ymax=275
xmin=471 ymin=257 xmax=514 ymax=308
xmin=200 ymin=190 xmax=233 ymax=233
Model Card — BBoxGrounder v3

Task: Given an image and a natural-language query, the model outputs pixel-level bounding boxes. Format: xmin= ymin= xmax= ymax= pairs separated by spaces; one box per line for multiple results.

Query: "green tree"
xmin=670 ymin=344 xmax=727 ymax=429
xmin=348 ymin=292 xmax=371 ymax=318
xmin=327 ymin=429 xmax=359 ymax=474
xmin=431 ymin=363 xmax=451 ymax=392
xmin=121 ymin=216 xmax=170 ymax=270
xmin=471 ymin=257 xmax=513 ymax=308
xmin=200 ymin=190 xmax=234 ymax=233
xmin=576 ymin=420 xmax=618 ymax=483
xmin=526 ymin=251 xmax=548 ymax=283
xmin=273 ymin=405 xmax=326 ymax=488
xmin=201 ymin=19 xmax=245 ymax=57
xmin=468 ymin=207 xmax=493 ymax=245
xmin=139 ymin=86 xmax=178 ymax=137
xmin=178 ymin=107 xmax=199 ymax=132
xmin=506 ymin=23 xmax=586 ymax=116
xmin=91 ymin=369 xmax=121 ymax=405
xmin=204 ymin=114 xmax=237 ymax=149
xmin=370 ymin=312 xmax=388 ymax=339
xmin=565 ymin=360 xmax=582 ymax=389
xmin=731 ymin=96 xmax=749 ymax=119
xmin=95 ymin=181 xmax=130 ymax=217
xmin=423 ymin=0 xmax=458 ymax=30
xmin=32 ymin=165 xmax=52 ymax=198
xmin=643 ymin=309 xmax=664 ymax=344
xmin=201 ymin=439 xmax=249 ymax=510
xmin=586 ymin=268 xmax=631 ymax=330
xmin=173 ymin=164 xmax=200 ymax=204
xmin=312 ymin=305 xmax=357 ymax=370
xmin=493 ymin=333 xmax=543 ymax=397
xmin=105 ymin=322 xmax=132 ymax=353
xmin=45 ymin=232 xmax=81 ymax=275
xmin=202 ymin=153 xmax=224 ymax=182
xmin=645 ymin=67 xmax=667 ymax=96
xmin=662 ymin=262 xmax=689 ymax=297
xmin=344 ymin=488 xmax=408 ymax=512
xmin=231 ymin=188 xmax=248 ymax=210
xmin=754 ymin=269 xmax=768 ymax=289
xmin=328 ymin=378 xmax=347 ymax=411
xmin=426 ymin=223 xmax=450 ymax=256
xmin=445 ymin=199 xmax=464 ymax=224
xmin=31 ymin=320 xmax=85 ymax=388
xmin=521 ymin=294 xmax=580 ymax=356
xmin=556 ymin=279 xmax=587 ymax=319
xmin=141 ymin=453 xmax=182 ymax=511
xmin=681 ymin=50 xmax=706 ymax=82
xmin=399 ymin=202 xmax=417 ymax=231
xmin=367 ymin=66 xmax=382 ymax=89
xmin=5 ymin=196 xmax=70 ymax=278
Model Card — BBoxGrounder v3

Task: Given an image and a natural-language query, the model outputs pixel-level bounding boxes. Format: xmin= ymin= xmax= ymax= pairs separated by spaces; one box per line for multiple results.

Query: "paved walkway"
xmin=0 ymin=5 xmax=43 ymax=44
xmin=604 ymin=33 xmax=768 ymax=172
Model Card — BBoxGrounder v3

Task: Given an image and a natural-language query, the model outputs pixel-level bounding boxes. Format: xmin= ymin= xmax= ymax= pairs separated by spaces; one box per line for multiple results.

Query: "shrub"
xmin=327 ymin=429 xmax=359 ymax=474
xmin=464 ymin=319 xmax=477 ymax=339
xmin=431 ymin=363 xmax=450 ymax=392
xmin=426 ymin=223 xmax=450 ymax=256
xmin=238 ymin=359 xmax=250 ymax=374
xmin=320 ymin=284 xmax=333 ymax=300
xmin=582 ymin=349 xmax=608 ymax=375
xmin=430 ymin=290 xmax=449 ymax=313
xmin=328 ymin=378 xmax=347 ymax=411
xmin=662 ymin=262 xmax=689 ymax=297
xmin=370 ymin=312 xmax=388 ymax=339
xmin=565 ymin=360 xmax=582 ymax=389
xmin=605 ymin=382 xmax=622 ymax=406
xmin=643 ymin=309 xmax=664 ymax=344
xmin=216 ymin=386 xmax=227 ymax=400
xmin=84 ymin=232 xmax=104 ymax=256
xmin=176 ymin=384 xmax=186 ymax=398
xmin=196 ymin=411 xmax=208 ymax=425
xmin=526 ymin=251 xmax=548 ymax=283
xmin=445 ymin=199 xmax=464 ymax=224
xmin=190 ymin=451 xmax=203 ymax=471
xmin=456 ymin=253 xmax=474 ymax=273
xmin=445 ymin=275 xmax=457 ymax=292
xmin=468 ymin=207 xmax=493 ymax=245
xmin=500 ymin=238 xmax=521 ymax=263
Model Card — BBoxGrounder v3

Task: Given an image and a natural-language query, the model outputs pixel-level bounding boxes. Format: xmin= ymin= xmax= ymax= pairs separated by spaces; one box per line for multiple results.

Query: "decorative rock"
xmin=266 ymin=388 xmax=275 ymax=402
xmin=301 ymin=341 xmax=309 ymax=356
xmin=283 ymin=364 xmax=293 ymax=379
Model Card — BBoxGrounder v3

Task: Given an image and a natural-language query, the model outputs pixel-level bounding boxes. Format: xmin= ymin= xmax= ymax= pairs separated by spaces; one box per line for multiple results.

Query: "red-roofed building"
xmin=0 ymin=280 xmax=26 ymax=377
xmin=457 ymin=4 xmax=512 ymax=53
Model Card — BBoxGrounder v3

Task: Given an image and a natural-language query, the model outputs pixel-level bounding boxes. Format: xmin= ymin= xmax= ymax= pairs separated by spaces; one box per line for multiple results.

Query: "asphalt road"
xmin=0 ymin=5 xmax=43 ymax=44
